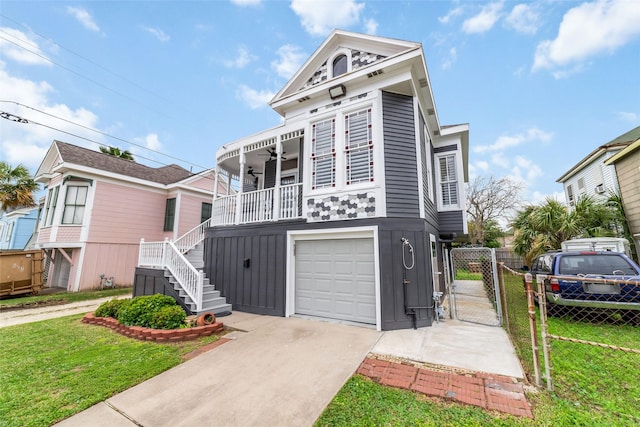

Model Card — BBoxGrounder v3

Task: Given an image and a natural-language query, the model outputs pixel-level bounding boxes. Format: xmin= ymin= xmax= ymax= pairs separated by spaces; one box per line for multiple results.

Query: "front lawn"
xmin=0 ymin=314 xmax=220 ymax=427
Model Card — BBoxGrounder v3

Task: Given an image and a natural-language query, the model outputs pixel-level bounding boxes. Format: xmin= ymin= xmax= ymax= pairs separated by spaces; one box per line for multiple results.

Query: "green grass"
xmin=0 ymin=314 xmax=220 ymax=427
xmin=317 ymin=271 xmax=640 ymax=426
xmin=0 ymin=287 xmax=132 ymax=310
xmin=454 ymin=269 xmax=482 ymax=280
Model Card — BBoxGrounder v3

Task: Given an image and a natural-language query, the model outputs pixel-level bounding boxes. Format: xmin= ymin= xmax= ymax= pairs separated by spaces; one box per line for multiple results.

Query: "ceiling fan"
xmin=258 ymin=147 xmax=286 ymax=160
xmin=247 ymin=166 xmax=262 ymax=177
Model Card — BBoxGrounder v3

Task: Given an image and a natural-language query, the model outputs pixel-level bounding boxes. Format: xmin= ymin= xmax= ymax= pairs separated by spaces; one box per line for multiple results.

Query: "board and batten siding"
xmin=382 ymin=91 xmax=420 ymax=218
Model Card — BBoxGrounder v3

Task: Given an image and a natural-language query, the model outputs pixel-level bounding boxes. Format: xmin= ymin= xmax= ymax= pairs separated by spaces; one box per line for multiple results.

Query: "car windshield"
xmin=558 ymin=255 xmax=638 ymax=276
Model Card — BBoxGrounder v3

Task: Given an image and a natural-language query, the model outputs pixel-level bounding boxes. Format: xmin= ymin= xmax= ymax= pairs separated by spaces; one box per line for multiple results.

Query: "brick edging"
xmin=357 ymin=356 xmax=533 ymax=419
xmin=82 ymin=313 xmax=224 ymax=342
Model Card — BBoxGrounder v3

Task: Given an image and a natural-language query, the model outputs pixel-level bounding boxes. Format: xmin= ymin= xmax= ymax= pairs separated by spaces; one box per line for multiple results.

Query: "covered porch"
xmin=213 ymin=125 xmax=305 ymax=226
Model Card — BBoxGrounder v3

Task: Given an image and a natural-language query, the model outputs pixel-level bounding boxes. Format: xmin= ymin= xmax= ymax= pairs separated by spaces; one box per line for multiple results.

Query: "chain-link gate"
xmin=449 ymin=248 xmax=502 ymax=326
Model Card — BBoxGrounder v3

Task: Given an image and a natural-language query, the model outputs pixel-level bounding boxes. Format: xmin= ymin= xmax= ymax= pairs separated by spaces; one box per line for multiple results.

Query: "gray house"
xmin=137 ymin=30 xmax=469 ymax=331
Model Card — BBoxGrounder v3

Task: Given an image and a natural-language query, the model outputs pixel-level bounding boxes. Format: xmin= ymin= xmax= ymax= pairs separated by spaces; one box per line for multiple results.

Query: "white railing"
xmin=212 ymin=183 xmax=303 ymax=225
xmin=212 ymin=194 xmax=237 ymax=226
xmin=164 ymin=240 xmax=203 ymax=312
xmin=174 ymin=218 xmax=211 ymax=253
xmin=241 ymin=188 xmax=274 ymax=223
xmin=280 ymin=183 xmax=302 ymax=220
xmin=138 ymin=238 xmax=203 ymax=312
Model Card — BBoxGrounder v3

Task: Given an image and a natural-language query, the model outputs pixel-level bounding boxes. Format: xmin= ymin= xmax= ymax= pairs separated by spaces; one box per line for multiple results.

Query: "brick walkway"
xmin=357 ymin=356 xmax=533 ymax=418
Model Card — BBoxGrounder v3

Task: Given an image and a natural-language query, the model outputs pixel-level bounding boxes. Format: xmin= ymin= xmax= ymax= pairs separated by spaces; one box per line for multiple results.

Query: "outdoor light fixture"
xmin=329 ymin=84 xmax=346 ymax=99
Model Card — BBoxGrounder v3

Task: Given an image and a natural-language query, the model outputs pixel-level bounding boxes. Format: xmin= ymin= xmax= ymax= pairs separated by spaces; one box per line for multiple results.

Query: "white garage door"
xmin=295 ymin=238 xmax=376 ymax=324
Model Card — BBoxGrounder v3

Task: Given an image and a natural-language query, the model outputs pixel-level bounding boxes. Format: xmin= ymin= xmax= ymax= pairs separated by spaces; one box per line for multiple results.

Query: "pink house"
xmin=34 ymin=140 xmax=223 ymax=292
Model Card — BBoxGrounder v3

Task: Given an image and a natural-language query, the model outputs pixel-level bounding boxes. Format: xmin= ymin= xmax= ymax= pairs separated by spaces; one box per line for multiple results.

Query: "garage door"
xmin=295 ymin=238 xmax=376 ymax=324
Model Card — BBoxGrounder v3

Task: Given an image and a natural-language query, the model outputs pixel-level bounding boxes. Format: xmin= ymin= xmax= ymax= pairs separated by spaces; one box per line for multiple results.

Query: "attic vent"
xmin=419 ymin=78 xmax=429 ymax=88
xmin=427 ymin=108 xmax=435 ymax=116
xmin=297 ymin=96 xmax=310 ymax=103
xmin=367 ymin=69 xmax=384 ymax=78
xmin=349 ymin=93 xmax=368 ymax=101
xmin=310 ymin=108 xmax=318 ymax=114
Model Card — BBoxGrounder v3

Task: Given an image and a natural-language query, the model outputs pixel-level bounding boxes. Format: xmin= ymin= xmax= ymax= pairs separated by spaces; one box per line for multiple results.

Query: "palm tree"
xmin=99 ymin=146 xmax=134 ymax=161
xmin=511 ymin=196 xmax=619 ymax=265
xmin=0 ymin=161 xmax=39 ymax=211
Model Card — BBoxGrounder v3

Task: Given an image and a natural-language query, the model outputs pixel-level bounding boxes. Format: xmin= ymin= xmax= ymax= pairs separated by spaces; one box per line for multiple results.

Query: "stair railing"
xmin=163 ymin=239 xmax=203 ymax=312
xmin=174 ymin=218 xmax=211 ymax=253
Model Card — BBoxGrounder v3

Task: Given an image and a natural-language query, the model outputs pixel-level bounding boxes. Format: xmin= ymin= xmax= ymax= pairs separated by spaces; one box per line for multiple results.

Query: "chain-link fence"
xmin=499 ymin=263 xmax=640 ymax=422
xmin=449 ymin=248 xmax=502 ymax=326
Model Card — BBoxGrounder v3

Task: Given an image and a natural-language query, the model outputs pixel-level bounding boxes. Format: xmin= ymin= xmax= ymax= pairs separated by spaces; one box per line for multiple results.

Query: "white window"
xmin=567 ymin=184 xmax=574 ymax=204
xmin=5 ymin=222 xmax=12 ymax=241
xmin=311 ymin=118 xmax=336 ymax=189
xmin=44 ymin=186 xmax=59 ymax=226
xmin=438 ymin=154 xmax=458 ymax=208
xmin=345 ymin=108 xmax=373 ymax=184
xmin=577 ymin=177 xmax=585 ymax=193
xmin=332 ymin=54 xmax=348 ymax=77
xmin=62 ymin=185 xmax=88 ymax=224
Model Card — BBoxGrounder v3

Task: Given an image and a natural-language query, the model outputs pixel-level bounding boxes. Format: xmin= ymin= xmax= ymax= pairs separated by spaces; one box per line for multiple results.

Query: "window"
xmin=567 ymin=185 xmax=574 ymax=204
xmin=44 ymin=186 xmax=59 ymax=226
xmin=345 ymin=108 xmax=373 ymax=184
xmin=332 ymin=54 xmax=348 ymax=77
xmin=62 ymin=185 xmax=87 ymax=224
xmin=311 ymin=119 xmax=336 ymax=189
xmin=201 ymin=202 xmax=212 ymax=224
xmin=577 ymin=177 xmax=585 ymax=193
xmin=5 ymin=222 xmax=12 ymax=241
xmin=164 ymin=198 xmax=176 ymax=231
xmin=438 ymin=155 xmax=458 ymax=207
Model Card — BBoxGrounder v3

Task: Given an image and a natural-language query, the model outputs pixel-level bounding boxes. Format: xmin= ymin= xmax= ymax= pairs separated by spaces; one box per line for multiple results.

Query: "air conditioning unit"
xmin=595 ymin=184 xmax=605 ymax=194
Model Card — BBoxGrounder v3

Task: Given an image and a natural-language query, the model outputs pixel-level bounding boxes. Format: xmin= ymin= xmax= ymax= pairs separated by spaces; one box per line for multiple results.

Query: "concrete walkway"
xmin=56 ymin=312 xmax=381 ymax=427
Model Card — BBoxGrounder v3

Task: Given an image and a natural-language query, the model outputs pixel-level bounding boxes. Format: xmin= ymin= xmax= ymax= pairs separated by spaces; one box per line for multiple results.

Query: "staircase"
xmin=166 ymin=243 xmax=232 ymax=315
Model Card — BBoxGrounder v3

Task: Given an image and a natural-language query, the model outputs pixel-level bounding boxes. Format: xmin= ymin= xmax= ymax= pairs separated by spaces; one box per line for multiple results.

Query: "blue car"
xmin=529 ymin=251 xmax=640 ymax=314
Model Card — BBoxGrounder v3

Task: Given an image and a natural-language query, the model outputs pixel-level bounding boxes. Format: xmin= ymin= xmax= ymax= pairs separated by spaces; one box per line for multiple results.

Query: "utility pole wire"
xmin=0 ymin=101 xmax=210 ymax=171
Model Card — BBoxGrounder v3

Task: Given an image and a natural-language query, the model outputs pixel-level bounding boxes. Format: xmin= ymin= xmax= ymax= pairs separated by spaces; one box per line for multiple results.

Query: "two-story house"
xmin=556 ymin=127 xmax=638 ymax=206
xmin=34 ymin=140 xmax=224 ymax=292
xmin=137 ymin=30 xmax=469 ymax=331
xmin=604 ymin=126 xmax=640 ymax=260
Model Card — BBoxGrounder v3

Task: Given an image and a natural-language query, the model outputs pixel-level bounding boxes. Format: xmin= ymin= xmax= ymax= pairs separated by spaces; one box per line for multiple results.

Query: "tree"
xmin=99 ymin=146 xmax=134 ymax=161
xmin=466 ymin=175 xmax=523 ymax=245
xmin=0 ymin=161 xmax=39 ymax=211
xmin=511 ymin=195 xmax=623 ymax=265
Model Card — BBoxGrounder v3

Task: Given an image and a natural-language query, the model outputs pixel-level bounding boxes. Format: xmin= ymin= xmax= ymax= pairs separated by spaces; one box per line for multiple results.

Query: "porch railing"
xmin=174 ymin=218 xmax=211 ymax=253
xmin=138 ymin=238 xmax=203 ymax=312
xmin=212 ymin=183 xmax=302 ymax=225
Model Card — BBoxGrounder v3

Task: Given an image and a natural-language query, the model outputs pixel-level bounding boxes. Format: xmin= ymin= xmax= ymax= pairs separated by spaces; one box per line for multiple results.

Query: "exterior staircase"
xmin=166 ymin=242 xmax=232 ymax=315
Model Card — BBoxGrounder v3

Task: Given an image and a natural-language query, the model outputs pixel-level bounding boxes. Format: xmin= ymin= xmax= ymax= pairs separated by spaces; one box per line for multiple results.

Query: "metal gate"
xmin=448 ymin=247 xmax=502 ymax=326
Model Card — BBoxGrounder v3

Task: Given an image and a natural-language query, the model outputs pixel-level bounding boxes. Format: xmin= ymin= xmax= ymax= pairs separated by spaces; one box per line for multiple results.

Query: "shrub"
xmin=117 ymin=294 xmax=181 ymax=328
xmin=149 ymin=305 xmax=187 ymax=330
xmin=95 ymin=298 xmax=129 ymax=318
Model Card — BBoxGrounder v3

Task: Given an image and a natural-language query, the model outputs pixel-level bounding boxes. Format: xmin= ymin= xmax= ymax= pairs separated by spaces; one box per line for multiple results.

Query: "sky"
xmin=1 ymin=0 xmax=639 ymax=207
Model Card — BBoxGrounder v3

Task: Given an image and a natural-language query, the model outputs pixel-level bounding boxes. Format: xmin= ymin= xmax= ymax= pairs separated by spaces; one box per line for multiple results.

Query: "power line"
xmin=0 ymin=109 xmax=217 ymax=180
xmin=0 ymin=101 xmax=211 ymax=171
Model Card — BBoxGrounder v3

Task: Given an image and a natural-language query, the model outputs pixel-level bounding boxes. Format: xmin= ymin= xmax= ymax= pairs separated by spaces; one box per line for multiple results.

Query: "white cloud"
xmin=237 ymin=84 xmax=275 ymax=109
xmin=475 ymin=161 xmax=490 ymax=171
xmin=0 ymin=28 xmax=51 ymax=66
xmin=442 ymin=47 xmax=457 ymax=70
xmin=143 ymin=26 xmax=170 ymax=42
xmin=504 ymin=3 xmax=540 ymax=35
xmin=533 ymin=0 xmax=640 ymax=73
xmin=438 ymin=6 xmax=464 ymax=24
xmin=364 ymin=18 xmax=378 ymax=35
xmin=529 ymin=190 xmax=565 ymax=205
xmin=462 ymin=1 xmax=504 ymax=34
xmin=224 ymin=47 xmax=257 ymax=69
xmin=144 ymin=133 xmax=162 ymax=151
xmin=271 ymin=44 xmax=306 ymax=79
xmin=615 ymin=111 xmax=639 ymax=122
xmin=230 ymin=0 xmax=262 ymax=6
xmin=0 ymin=65 xmax=100 ymax=171
xmin=66 ymin=6 xmax=101 ymax=32
xmin=514 ymin=156 xmax=543 ymax=181
xmin=474 ymin=127 xmax=553 ymax=153
xmin=291 ymin=0 xmax=364 ymax=36
xmin=491 ymin=152 xmax=510 ymax=169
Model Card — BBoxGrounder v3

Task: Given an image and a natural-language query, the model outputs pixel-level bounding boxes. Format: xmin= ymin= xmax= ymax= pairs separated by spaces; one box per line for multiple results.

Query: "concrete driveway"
xmin=56 ymin=312 xmax=381 ymax=427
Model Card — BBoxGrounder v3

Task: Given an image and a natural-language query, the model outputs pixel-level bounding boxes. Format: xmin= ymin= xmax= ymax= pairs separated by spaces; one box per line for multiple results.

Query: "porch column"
xmin=213 ymin=169 xmax=219 ymax=199
xmin=273 ymin=138 xmax=283 ymax=221
xmin=236 ymin=150 xmax=245 ymax=225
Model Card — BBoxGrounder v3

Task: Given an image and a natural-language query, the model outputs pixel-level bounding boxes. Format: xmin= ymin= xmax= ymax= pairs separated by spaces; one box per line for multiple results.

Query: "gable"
xmin=271 ymin=30 xmax=420 ymax=106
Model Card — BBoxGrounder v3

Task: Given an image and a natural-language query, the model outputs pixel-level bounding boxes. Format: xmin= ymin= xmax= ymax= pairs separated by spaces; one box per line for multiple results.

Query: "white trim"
xmin=434 ymin=152 xmax=461 ymax=211
xmin=327 ymin=48 xmax=352 ymax=80
xmin=414 ymin=97 xmax=425 ymax=219
xmin=71 ymin=244 xmax=86 ymax=292
xmin=286 ymin=226 xmax=381 ymax=331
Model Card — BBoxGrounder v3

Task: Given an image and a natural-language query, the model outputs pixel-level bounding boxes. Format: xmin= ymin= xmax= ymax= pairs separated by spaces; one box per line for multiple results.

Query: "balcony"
xmin=212 ymin=183 xmax=303 ymax=225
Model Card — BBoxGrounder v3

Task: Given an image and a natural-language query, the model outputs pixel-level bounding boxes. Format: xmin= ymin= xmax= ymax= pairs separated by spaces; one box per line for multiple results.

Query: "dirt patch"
xmin=0 ymin=299 xmax=68 ymax=313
